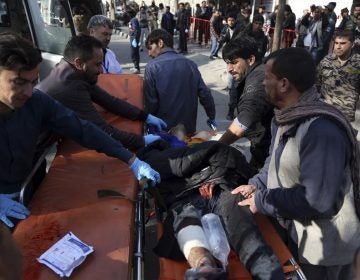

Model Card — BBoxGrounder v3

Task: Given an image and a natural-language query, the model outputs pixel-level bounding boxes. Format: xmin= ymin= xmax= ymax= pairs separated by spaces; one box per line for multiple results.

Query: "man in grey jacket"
xmin=234 ymin=47 xmax=360 ymax=279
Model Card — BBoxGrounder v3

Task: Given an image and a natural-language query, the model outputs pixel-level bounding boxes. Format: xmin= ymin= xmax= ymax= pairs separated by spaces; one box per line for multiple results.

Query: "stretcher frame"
xmin=13 ymin=74 xmax=146 ymax=280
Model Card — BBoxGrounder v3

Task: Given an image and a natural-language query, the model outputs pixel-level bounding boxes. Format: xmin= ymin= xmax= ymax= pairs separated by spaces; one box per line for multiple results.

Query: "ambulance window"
xmin=27 ymin=0 xmax=72 ymax=55
xmin=0 ymin=0 xmax=10 ymax=27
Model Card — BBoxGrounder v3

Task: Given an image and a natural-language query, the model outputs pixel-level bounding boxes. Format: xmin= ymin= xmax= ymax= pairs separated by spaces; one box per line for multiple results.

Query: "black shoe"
xmin=184 ymin=266 xmax=228 ymax=280
xmin=209 ymin=56 xmax=215 ymax=60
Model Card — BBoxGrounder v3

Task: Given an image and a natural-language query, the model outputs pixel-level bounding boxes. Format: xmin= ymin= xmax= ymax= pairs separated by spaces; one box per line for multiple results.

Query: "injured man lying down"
xmin=137 ymin=140 xmax=283 ymax=279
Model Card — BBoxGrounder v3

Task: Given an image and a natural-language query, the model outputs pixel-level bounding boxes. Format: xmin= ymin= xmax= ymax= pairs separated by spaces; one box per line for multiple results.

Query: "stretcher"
xmin=157 ymin=212 xmax=306 ymax=279
xmin=13 ymin=74 xmax=145 ymax=280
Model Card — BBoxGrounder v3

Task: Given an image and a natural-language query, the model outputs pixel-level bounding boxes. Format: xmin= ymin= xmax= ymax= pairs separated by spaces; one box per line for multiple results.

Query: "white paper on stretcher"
xmin=37 ymin=232 xmax=94 ymax=277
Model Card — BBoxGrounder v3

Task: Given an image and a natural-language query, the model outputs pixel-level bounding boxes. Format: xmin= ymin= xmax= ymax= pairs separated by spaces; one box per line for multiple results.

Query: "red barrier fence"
xmin=187 ymin=17 xmax=297 ymax=49
xmin=189 ymin=17 xmax=210 ymax=45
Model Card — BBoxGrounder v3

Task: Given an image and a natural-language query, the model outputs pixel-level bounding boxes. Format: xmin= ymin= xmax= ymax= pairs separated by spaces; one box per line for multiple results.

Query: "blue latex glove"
xmin=144 ymin=134 xmax=161 ymax=146
xmin=131 ymin=39 xmax=138 ymax=48
xmin=185 ymin=29 xmax=188 ymax=33
xmin=206 ymin=119 xmax=218 ymax=131
xmin=130 ymin=157 xmax=161 ymax=185
xmin=146 ymin=114 xmax=167 ymax=131
xmin=0 ymin=193 xmax=30 ymax=228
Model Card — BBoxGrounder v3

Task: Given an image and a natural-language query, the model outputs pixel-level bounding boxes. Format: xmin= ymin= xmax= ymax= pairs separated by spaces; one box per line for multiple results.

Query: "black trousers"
xmin=172 ymin=191 xmax=284 ymax=280
xmin=130 ymin=42 xmax=140 ymax=70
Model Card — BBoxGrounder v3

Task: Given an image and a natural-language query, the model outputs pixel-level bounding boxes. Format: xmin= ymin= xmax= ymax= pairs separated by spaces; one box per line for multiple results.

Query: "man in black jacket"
xmin=219 ymin=36 xmax=273 ymax=169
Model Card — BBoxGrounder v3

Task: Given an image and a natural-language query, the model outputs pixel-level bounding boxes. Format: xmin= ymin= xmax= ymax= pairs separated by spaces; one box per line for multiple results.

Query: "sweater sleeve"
xmin=91 ymin=85 xmax=148 ymax=121
xmin=37 ymin=90 xmax=133 ymax=163
xmin=255 ymin=118 xmax=351 ymax=220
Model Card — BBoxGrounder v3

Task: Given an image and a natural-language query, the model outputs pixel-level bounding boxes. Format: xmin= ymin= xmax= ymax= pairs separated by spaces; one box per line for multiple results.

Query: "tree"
xmin=271 ymin=0 xmax=285 ymax=52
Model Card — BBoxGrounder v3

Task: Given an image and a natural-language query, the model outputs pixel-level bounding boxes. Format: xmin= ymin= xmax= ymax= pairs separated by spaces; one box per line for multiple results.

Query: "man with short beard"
xmin=37 ymin=35 xmax=167 ymax=152
xmin=317 ymin=30 xmax=360 ymax=124
xmin=219 ymin=36 xmax=273 ymax=169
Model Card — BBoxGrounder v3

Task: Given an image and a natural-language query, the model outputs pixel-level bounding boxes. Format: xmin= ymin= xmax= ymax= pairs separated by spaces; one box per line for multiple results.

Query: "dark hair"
xmin=222 ymin=35 xmax=259 ymax=62
xmin=284 ymin=4 xmax=293 ymax=13
xmin=64 ymin=35 xmax=103 ymax=62
xmin=265 ymin=48 xmax=316 ymax=92
xmin=252 ymin=14 xmax=264 ymax=24
xmin=145 ymin=29 xmax=173 ymax=48
xmin=335 ymin=29 xmax=355 ymax=42
xmin=0 ymin=32 xmax=42 ymax=71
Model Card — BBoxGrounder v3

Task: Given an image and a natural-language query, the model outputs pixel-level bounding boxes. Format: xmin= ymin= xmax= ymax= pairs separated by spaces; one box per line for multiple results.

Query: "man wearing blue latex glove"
xmin=129 ymin=157 xmax=161 ymax=184
xmin=37 ymin=35 xmax=167 ymax=152
xmin=0 ymin=33 xmax=161 ymax=227
xmin=144 ymin=29 xmax=215 ymax=135
xmin=146 ymin=114 xmax=167 ymax=131
xmin=144 ymin=134 xmax=161 ymax=146
xmin=0 ymin=193 xmax=30 ymax=228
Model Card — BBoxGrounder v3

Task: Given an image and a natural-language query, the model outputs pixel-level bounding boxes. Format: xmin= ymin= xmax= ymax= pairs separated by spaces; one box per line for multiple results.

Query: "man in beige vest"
xmin=232 ymin=47 xmax=360 ymax=279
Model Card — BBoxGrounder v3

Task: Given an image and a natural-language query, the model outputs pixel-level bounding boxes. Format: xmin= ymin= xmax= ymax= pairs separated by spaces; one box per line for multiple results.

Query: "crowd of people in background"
xmin=2 ymin=1 xmax=360 ymax=279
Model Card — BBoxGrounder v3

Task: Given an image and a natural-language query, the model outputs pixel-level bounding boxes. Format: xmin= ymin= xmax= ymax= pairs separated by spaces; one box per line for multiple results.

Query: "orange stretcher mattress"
xmin=158 ymin=211 xmax=299 ymax=279
xmin=13 ymin=74 xmax=144 ymax=280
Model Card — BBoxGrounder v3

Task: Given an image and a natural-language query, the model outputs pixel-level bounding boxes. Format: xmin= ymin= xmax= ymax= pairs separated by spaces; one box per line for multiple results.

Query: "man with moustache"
xmin=37 ymin=35 xmax=166 ymax=152
xmin=234 ymin=47 xmax=360 ymax=279
xmin=87 ymin=15 xmax=123 ymax=74
xmin=317 ymin=30 xmax=360 ymax=124
xmin=219 ymin=35 xmax=273 ymax=169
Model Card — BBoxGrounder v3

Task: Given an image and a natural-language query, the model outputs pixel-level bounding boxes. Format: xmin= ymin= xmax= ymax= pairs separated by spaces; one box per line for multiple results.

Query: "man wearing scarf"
xmin=233 ymin=47 xmax=360 ymax=279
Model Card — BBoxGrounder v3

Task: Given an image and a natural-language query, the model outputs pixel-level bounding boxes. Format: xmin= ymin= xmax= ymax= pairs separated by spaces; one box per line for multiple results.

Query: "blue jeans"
xmin=210 ymin=35 xmax=219 ymax=57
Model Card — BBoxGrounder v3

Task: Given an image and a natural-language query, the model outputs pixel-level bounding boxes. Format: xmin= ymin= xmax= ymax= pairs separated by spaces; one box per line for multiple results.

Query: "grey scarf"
xmin=274 ymin=86 xmax=360 ymax=218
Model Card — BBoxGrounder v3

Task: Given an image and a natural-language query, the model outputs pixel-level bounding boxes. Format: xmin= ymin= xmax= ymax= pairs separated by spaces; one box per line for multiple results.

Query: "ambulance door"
xmin=24 ymin=0 xmax=75 ymax=79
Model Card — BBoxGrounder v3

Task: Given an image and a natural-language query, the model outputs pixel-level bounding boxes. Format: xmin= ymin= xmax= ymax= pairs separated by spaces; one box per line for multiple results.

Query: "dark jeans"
xmin=178 ymin=29 xmax=188 ymax=52
xmin=172 ymin=191 xmax=284 ymax=280
xmin=130 ymin=41 xmax=140 ymax=70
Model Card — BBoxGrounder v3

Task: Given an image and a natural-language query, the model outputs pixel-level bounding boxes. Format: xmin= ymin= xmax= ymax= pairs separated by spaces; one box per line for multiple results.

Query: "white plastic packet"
xmin=37 ymin=232 xmax=94 ymax=277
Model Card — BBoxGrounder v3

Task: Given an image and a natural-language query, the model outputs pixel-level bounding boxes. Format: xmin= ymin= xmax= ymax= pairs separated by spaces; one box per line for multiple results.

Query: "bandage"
xmin=177 ymin=225 xmax=210 ymax=260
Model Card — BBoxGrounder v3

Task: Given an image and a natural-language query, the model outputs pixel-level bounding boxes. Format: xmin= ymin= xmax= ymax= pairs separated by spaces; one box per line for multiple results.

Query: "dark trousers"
xmin=172 ymin=191 xmax=284 ymax=279
xmin=130 ymin=42 xmax=140 ymax=70
xmin=178 ymin=29 xmax=187 ymax=52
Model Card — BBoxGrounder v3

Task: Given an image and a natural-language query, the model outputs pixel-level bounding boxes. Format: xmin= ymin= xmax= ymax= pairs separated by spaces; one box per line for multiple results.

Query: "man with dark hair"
xmin=160 ymin=6 xmax=175 ymax=36
xmin=87 ymin=15 xmax=123 ymax=74
xmin=175 ymin=2 xmax=190 ymax=54
xmin=128 ymin=9 xmax=141 ymax=73
xmin=235 ymin=47 xmax=360 ymax=279
xmin=239 ymin=14 xmax=268 ymax=58
xmin=317 ymin=30 xmax=360 ymax=124
xmin=144 ymin=29 xmax=216 ymax=134
xmin=0 ymin=33 xmax=160 ymax=228
xmin=37 ymin=35 xmax=166 ymax=152
xmin=322 ymin=2 xmax=337 ymax=57
xmin=219 ymin=36 xmax=273 ymax=169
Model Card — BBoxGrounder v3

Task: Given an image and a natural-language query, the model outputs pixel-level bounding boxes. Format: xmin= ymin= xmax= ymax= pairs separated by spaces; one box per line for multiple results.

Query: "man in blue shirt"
xmin=0 ymin=32 xmax=160 ymax=228
xmin=144 ymin=29 xmax=216 ymax=134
